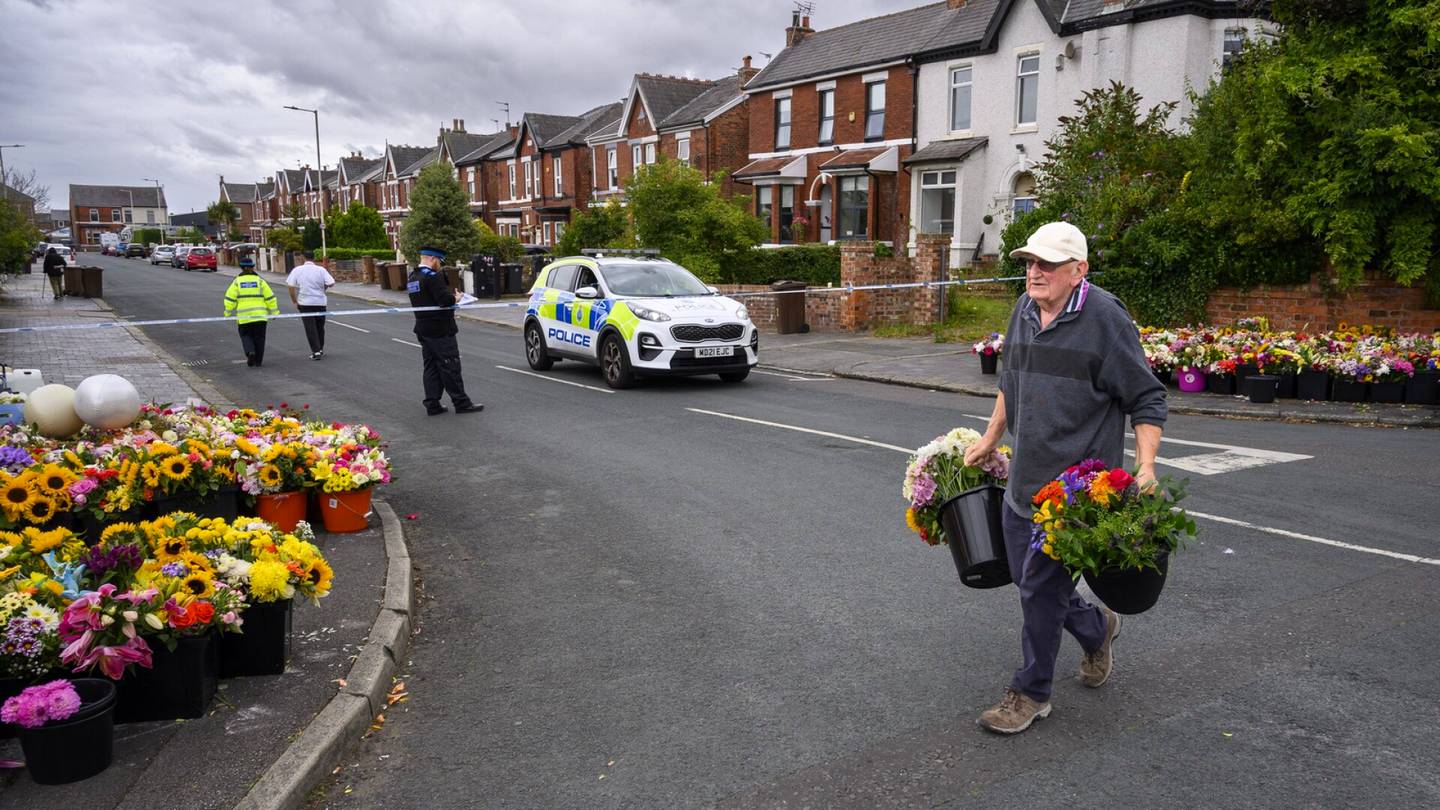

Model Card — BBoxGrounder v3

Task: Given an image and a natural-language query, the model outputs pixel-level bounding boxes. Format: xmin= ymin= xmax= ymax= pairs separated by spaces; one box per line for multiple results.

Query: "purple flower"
xmin=160 ymin=562 xmax=188 ymax=577
xmin=0 ymin=445 xmax=33 ymax=474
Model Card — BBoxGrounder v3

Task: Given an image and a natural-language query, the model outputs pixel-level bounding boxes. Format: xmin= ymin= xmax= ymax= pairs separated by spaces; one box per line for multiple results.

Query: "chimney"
xmin=947 ymin=0 xmax=966 ymax=8
xmin=785 ymin=12 xmax=814 ymax=48
xmin=738 ymin=54 xmax=760 ymax=84
xmin=458 ymin=118 xmax=465 ymax=132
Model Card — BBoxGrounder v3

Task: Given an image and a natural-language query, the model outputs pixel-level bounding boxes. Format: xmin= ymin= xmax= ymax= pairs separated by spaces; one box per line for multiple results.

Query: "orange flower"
xmin=1088 ymin=473 xmax=1117 ymax=506
xmin=1032 ymin=481 xmax=1066 ymax=507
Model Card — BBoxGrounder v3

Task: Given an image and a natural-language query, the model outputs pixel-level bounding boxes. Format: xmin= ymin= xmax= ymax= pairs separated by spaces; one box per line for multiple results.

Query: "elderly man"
xmin=963 ymin=221 xmax=1167 ymax=734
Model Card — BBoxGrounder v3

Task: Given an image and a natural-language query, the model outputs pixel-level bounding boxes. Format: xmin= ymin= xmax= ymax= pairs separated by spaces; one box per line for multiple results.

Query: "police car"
xmin=524 ymin=250 xmax=758 ymax=389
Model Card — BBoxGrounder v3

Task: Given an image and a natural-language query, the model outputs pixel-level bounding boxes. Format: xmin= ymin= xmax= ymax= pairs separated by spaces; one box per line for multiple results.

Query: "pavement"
xmin=4 ymin=257 xmax=1438 ymax=808
xmin=0 ymin=261 xmax=415 ymax=810
xmin=217 ymin=261 xmax=1440 ymax=430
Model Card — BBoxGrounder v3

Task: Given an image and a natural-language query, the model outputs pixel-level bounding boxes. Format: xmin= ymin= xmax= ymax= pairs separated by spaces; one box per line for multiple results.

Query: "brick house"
xmin=300 ymin=168 xmax=337 ymax=221
xmin=378 ymin=145 xmax=433 ymax=248
xmin=272 ymin=169 xmax=308 ymax=230
xmin=453 ymin=128 xmax=517 ymax=231
xmin=734 ymin=11 xmax=938 ymax=246
xmin=907 ymin=0 xmax=1270 ymax=266
xmin=68 ymin=184 xmax=167 ymax=248
xmin=438 ymin=120 xmax=513 ymax=227
xmin=491 ymin=104 xmax=622 ymax=247
xmin=588 ymin=74 xmax=720 ymax=207
xmin=218 ymin=178 xmax=257 ymax=237
xmin=652 ymin=59 xmax=758 ymax=200
xmin=337 ymin=154 xmax=384 ymax=212
xmin=250 ymin=181 xmax=276 ymax=240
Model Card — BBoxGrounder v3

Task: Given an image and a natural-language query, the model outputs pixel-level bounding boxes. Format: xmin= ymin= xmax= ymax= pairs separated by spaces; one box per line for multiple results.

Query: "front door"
xmin=819 ymin=184 xmax=832 ymax=243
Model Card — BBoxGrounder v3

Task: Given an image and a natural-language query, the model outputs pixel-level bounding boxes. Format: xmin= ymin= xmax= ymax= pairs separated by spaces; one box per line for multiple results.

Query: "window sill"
xmin=944 ymin=130 xmax=975 ymax=139
xmin=1010 ymin=125 xmax=1039 ymax=135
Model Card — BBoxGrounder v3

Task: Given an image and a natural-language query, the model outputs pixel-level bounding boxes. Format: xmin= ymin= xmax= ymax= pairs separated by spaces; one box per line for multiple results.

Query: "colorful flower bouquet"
xmin=972 ymin=333 xmax=1004 ymax=357
xmin=1030 ymin=460 xmax=1196 ymax=613
xmin=903 ymin=428 xmax=1011 ymax=546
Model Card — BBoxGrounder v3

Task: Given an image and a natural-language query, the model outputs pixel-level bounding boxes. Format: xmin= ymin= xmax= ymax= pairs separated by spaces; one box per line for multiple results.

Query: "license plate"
xmin=695 ymin=346 xmax=733 ymax=358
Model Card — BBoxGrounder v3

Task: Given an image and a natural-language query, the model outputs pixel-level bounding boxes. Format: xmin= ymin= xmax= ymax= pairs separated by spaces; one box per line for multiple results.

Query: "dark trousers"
xmin=238 ymin=322 xmax=268 ymax=366
xmin=418 ymin=333 xmax=471 ymax=409
xmin=298 ymin=304 xmax=327 ymax=353
xmin=1002 ymin=502 xmax=1107 ymax=703
xmin=47 ymin=274 xmax=63 ymax=297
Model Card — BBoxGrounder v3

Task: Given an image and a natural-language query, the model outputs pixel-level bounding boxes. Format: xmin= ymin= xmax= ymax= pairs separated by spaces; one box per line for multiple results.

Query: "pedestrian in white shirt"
xmin=286 ymin=251 xmax=337 ymax=360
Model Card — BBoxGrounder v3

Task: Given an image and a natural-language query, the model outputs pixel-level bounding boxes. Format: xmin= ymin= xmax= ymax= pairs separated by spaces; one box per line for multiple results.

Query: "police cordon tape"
xmin=0 ymin=274 xmax=1028 ymax=335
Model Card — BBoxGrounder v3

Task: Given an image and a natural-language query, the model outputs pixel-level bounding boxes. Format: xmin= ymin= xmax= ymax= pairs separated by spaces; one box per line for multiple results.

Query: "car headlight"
xmin=630 ymin=304 xmax=671 ymax=322
xmin=734 ymin=304 xmax=750 ymax=321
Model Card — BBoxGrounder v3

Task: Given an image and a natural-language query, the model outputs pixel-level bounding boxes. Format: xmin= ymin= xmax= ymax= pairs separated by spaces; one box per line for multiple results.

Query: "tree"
xmin=283 ymin=200 xmax=306 ymax=227
xmin=332 ymin=204 xmax=390 ymax=249
xmin=1 ymin=168 xmax=48 ymax=213
xmin=623 ymin=160 xmax=766 ymax=280
xmin=265 ymin=226 xmax=303 ymax=252
xmin=207 ymin=200 xmax=239 ymax=239
xmin=1182 ymin=0 xmax=1440 ymax=294
xmin=0 ymin=199 xmax=42 ymax=275
xmin=473 ymin=220 xmax=525 ymax=262
xmin=398 ymin=163 xmax=480 ymax=265
xmin=132 ymin=227 xmax=163 ymax=246
xmin=555 ymin=200 xmax=631 ymax=257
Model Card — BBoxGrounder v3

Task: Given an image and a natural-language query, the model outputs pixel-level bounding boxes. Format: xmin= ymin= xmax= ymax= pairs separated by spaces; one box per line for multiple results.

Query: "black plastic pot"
xmin=1332 ymin=379 xmax=1367 ymax=402
xmin=1083 ymin=553 xmax=1169 ymax=615
xmin=1206 ymin=373 xmax=1236 ymax=396
xmin=115 ymin=633 xmax=218 ymax=723
xmin=979 ymin=352 xmax=998 ymax=375
xmin=220 ymin=599 xmax=293 ymax=677
xmin=16 ymin=678 xmax=117 ymax=785
xmin=1406 ymin=371 xmax=1439 ymax=405
xmin=148 ymin=486 xmax=241 ymax=520
xmin=1275 ymin=372 xmax=1297 ymax=399
xmin=1370 ymin=381 xmax=1404 ymax=404
xmin=1235 ymin=364 xmax=1259 ymax=388
xmin=1296 ymin=370 xmax=1330 ymax=401
xmin=1153 ymin=368 xmax=1171 ymax=386
xmin=1246 ymin=374 xmax=1279 ymax=404
xmin=939 ymin=484 xmax=1011 ymax=589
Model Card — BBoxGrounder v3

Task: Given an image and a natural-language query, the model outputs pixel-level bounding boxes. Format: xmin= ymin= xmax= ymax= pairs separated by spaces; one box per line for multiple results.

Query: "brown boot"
xmin=1080 ymin=607 xmax=1121 ymax=688
xmin=977 ymin=688 xmax=1051 ymax=734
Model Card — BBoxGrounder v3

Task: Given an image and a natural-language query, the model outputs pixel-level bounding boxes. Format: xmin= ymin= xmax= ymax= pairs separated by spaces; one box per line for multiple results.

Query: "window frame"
xmin=523 ymin=160 xmax=533 ymax=199
xmin=774 ymin=96 xmax=792 ymax=150
xmin=918 ymin=170 xmax=957 ymax=236
xmin=607 ymin=148 xmax=618 ymax=189
xmin=676 ymin=135 xmax=691 ymax=163
xmin=778 ymin=185 xmax=795 ymax=244
xmin=553 ymin=155 xmax=563 ymax=196
xmin=89 ymin=208 xmax=98 ymax=222
xmin=508 ymin=164 xmax=516 ymax=199
xmin=1016 ymin=53 xmax=1040 ymax=126
xmin=549 ymin=263 xmax=579 ymax=292
xmin=864 ymin=81 xmax=886 ymax=142
xmin=949 ymin=65 xmax=973 ymax=133
xmin=644 ymin=142 xmax=656 ymax=165
xmin=632 ymin=144 xmax=642 ymax=174
xmin=756 ymin=186 xmax=773 ymax=232
xmin=818 ymin=88 xmax=835 ymax=146
xmin=837 ymin=175 xmax=869 ymax=239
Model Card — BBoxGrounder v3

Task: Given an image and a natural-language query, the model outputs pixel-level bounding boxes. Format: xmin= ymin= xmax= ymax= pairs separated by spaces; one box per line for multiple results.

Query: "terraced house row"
xmin=218 ymin=0 xmax=1266 ymax=265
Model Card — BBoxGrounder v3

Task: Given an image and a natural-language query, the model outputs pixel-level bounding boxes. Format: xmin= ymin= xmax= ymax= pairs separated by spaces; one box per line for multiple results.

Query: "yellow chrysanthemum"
xmin=162 ymin=456 xmax=192 ymax=481
xmin=248 ymin=559 xmax=294 ymax=602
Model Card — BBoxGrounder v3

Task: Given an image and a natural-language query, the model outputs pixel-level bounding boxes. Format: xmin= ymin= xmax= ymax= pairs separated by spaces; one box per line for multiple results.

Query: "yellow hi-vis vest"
xmin=224 ymin=274 xmax=279 ymax=325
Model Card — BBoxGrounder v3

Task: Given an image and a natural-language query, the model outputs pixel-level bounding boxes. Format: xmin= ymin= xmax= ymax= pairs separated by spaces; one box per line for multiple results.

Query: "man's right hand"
xmin=963 ymin=437 xmax=998 ymax=467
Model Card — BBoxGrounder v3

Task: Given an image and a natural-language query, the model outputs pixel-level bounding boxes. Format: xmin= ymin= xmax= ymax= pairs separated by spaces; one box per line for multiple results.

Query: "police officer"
xmin=407 ymin=245 xmax=482 ymax=415
xmin=223 ymin=257 xmax=279 ymax=367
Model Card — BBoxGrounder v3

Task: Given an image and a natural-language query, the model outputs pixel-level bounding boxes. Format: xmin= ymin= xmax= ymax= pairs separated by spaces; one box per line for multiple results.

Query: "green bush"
xmin=266 ymin=226 xmax=303 ymax=252
xmin=319 ymin=247 xmax=396 ymax=261
xmin=473 ymin=221 xmax=526 ymax=263
xmin=714 ymin=245 xmax=841 ymax=286
xmin=554 ymin=201 xmax=630 ymax=257
xmin=131 ymin=228 xmax=163 ymax=246
xmin=0 ymin=199 xmax=41 ymax=275
xmin=332 ymin=204 xmax=390 ymax=250
xmin=399 ymin=164 xmax=481 ymax=265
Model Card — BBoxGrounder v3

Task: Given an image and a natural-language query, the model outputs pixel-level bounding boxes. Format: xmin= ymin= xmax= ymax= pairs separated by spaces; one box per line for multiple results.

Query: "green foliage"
xmin=319 ymin=247 xmax=396 ymax=261
xmin=554 ymin=201 xmax=630 ymax=257
xmin=0 ymin=199 xmax=41 ymax=275
xmin=331 ymin=204 xmax=389 ymax=250
xmin=714 ymin=245 xmax=841 ymax=286
xmin=206 ymin=200 xmax=239 ymax=235
xmin=1181 ymin=1 xmax=1440 ymax=291
xmin=131 ymin=227 xmax=163 ymax=246
xmin=283 ymin=201 xmax=306 ymax=226
xmin=171 ymin=227 xmax=206 ymax=243
xmin=1045 ymin=476 xmax=1198 ymax=579
xmin=873 ymin=242 xmax=894 ymax=258
xmin=265 ymin=226 xmax=304 ymax=252
xmin=301 ymin=219 xmax=322 ymax=251
xmin=473 ymin=221 xmax=526 ymax=263
xmin=624 ymin=160 xmax=766 ymax=280
xmin=399 ymin=164 xmax=481 ymax=265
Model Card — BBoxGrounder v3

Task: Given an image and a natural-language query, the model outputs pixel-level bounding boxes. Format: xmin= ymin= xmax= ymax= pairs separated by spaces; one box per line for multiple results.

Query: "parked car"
xmin=171 ymin=245 xmax=192 ymax=268
xmin=32 ymin=242 xmax=48 ymax=260
xmin=184 ymin=247 xmax=217 ymax=272
xmin=125 ymin=243 xmax=149 ymax=258
xmin=150 ymin=245 xmax=176 ymax=265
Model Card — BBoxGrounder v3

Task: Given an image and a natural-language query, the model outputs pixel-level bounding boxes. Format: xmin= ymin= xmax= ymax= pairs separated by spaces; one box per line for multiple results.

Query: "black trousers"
xmin=417 ymin=333 xmax=471 ymax=409
xmin=298 ymin=304 xmax=327 ymax=353
xmin=238 ymin=322 xmax=268 ymax=366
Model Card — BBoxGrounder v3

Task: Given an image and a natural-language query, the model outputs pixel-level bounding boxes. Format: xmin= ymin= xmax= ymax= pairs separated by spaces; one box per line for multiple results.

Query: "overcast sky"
xmin=2 ymin=0 xmax=919 ymax=216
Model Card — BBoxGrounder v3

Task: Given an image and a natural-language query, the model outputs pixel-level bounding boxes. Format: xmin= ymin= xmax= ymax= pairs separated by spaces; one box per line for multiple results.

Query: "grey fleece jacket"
xmin=998 ymin=280 xmax=1167 ymax=515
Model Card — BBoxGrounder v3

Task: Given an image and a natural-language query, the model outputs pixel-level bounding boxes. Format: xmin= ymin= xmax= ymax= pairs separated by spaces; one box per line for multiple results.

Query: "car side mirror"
xmin=706 ymin=285 xmax=720 ymax=294
xmin=575 ymin=285 xmax=600 ymax=300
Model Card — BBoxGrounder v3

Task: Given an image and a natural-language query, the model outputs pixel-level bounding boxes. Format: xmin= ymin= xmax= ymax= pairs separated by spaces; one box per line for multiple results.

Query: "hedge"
xmin=715 ymin=245 xmax=841 ymax=286
xmin=319 ymin=248 xmax=397 ymax=261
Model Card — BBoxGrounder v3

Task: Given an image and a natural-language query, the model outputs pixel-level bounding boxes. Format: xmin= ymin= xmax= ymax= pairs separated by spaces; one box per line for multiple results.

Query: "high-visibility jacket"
xmin=224 ymin=274 xmax=279 ymax=325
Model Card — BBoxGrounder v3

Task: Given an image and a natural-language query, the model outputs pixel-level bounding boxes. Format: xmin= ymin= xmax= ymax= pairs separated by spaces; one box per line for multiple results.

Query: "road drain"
xmin=181 ymin=359 xmax=210 ymax=367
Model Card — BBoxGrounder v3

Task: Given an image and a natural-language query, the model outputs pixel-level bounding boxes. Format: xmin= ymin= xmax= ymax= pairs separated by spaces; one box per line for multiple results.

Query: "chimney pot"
xmin=947 ymin=0 xmax=967 ymax=8
xmin=801 ymin=15 xmax=809 ymax=27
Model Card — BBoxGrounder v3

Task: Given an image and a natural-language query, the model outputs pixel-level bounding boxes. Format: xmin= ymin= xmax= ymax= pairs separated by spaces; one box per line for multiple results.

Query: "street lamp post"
xmin=283 ymin=105 xmax=327 ymax=257
xmin=0 ymin=144 xmax=25 ymax=205
xmin=142 ymin=178 xmax=164 ymax=243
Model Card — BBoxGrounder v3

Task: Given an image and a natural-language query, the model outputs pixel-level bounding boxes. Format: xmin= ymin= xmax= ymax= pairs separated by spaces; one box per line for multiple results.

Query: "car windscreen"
xmin=601 ymin=262 xmax=710 ymax=297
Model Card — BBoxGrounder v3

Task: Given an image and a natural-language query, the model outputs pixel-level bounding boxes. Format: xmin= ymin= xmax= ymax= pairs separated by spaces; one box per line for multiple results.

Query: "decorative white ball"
xmin=22 ymin=384 xmax=83 ymax=438
xmin=74 ymin=374 xmax=142 ymax=430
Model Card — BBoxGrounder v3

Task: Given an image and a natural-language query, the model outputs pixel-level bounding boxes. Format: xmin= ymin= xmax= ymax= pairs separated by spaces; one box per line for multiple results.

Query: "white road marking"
xmin=960 ymin=413 xmax=1312 ymax=476
xmin=752 ymin=369 xmax=836 ymax=382
xmin=332 ymin=321 xmax=370 ymax=333
xmin=1186 ymin=510 xmax=1440 ymax=567
xmin=686 ymin=408 xmax=914 ymax=453
xmin=496 ymin=365 xmax=614 ymax=394
xmin=391 ymin=338 xmax=421 ymax=348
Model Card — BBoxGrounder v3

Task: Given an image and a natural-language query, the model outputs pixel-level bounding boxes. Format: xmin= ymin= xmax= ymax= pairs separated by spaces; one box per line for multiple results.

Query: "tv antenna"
xmin=495 ymin=101 xmax=511 ymax=127
xmin=793 ymin=1 xmax=815 ymax=17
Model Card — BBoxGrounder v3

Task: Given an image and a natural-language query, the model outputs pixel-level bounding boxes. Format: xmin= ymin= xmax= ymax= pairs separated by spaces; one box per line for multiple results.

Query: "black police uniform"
xmin=407 ymin=263 xmax=477 ymax=414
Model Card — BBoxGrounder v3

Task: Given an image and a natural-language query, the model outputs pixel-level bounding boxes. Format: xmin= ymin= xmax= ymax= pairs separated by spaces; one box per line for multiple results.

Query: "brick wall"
xmin=1205 ymin=271 xmax=1440 ymax=333
xmin=708 ymin=103 xmax=750 ymax=200
xmin=716 ymin=283 xmax=845 ymax=331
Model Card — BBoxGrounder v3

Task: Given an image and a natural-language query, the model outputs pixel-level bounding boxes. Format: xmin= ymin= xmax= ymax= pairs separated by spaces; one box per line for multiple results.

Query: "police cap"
xmin=418 ymin=245 xmax=447 ymax=261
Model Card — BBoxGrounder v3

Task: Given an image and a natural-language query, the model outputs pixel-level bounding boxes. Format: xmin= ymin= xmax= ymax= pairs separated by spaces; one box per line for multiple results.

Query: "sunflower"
xmin=140 ymin=461 xmax=163 ymax=488
xmin=21 ymin=496 xmax=56 ymax=525
xmin=162 ymin=456 xmax=192 ymax=481
xmin=34 ymin=465 xmax=77 ymax=497
xmin=258 ymin=464 xmax=283 ymax=489
xmin=22 ymin=527 xmax=65 ymax=554
xmin=180 ymin=569 xmax=215 ymax=599
xmin=0 ymin=474 xmax=37 ymax=519
xmin=303 ymin=557 xmax=334 ymax=597
xmin=154 ymin=535 xmax=190 ymax=560
xmin=100 ymin=522 xmax=141 ymax=544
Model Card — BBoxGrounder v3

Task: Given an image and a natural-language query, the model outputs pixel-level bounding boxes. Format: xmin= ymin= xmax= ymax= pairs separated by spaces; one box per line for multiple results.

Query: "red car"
xmin=185 ymin=247 xmax=218 ymax=271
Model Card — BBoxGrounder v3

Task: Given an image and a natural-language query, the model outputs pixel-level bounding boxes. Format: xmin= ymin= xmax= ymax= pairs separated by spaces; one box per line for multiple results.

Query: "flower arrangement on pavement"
xmin=903 ymin=427 xmax=1011 ymax=546
xmin=1139 ymin=323 xmax=1438 ymax=385
xmin=972 ymin=333 xmax=1004 ymax=357
xmin=1 ymin=679 xmax=82 ymax=729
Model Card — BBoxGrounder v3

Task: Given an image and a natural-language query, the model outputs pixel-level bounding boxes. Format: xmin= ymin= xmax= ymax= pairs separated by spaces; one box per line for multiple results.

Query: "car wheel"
xmin=600 ymin=334 xmax=635 ymax=389
xmin=524 ymin=322 xmax=555 ymax=371
xmin=719 ymin=368 xmax=751 ymax=383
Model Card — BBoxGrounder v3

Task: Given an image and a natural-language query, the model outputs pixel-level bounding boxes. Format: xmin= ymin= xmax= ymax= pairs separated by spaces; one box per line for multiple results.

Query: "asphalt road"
xmin=86 ymin=254 xmax=1440 ymax=809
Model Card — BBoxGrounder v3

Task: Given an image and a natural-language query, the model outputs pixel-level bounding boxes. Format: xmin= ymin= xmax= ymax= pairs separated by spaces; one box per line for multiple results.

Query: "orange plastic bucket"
xmin=319 ymin=488 xmax=372 ymax=533
xmin=255 ymin=491 xmax=307 ymax=532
